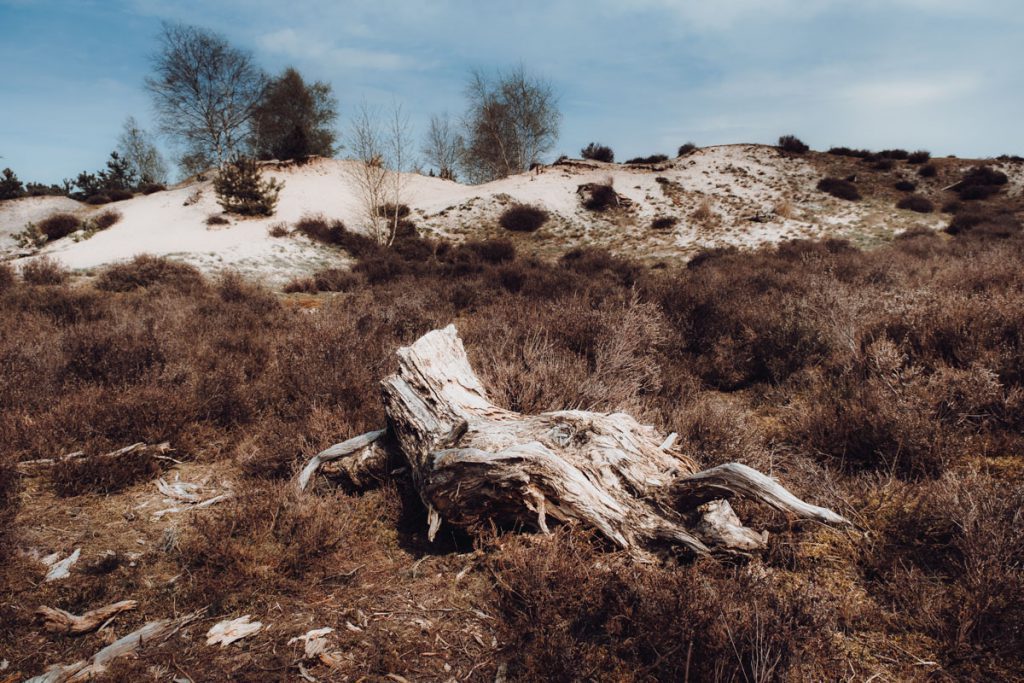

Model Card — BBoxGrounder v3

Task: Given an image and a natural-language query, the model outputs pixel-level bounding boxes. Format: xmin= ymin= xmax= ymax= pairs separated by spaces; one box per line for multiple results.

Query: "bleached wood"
xmin=303 ymin=325 xmax=848 ymax=555
xmin=295 ymin=429 xmax=388 ymax=492
xmin=26 ymin=610 xmax=203 ymax=683
xmin=43 ymin=549 xmax=80 ymax=582
xmin=36 ymin=601 xmax=137 ymax=635
xmin=671 ymin=462 xmax=849 ymax=526
xmin=17 ymin=443 xmax=171 ymax=477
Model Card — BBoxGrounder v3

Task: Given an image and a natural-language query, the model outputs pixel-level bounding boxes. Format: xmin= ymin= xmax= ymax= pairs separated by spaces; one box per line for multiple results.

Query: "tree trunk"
xmin=301 ymin=325 xmax=849 ymax=556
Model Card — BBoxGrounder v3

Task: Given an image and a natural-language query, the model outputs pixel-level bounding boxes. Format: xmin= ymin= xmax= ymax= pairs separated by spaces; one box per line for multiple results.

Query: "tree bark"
xmin=301 ymin=325 xmax=849 ymax=556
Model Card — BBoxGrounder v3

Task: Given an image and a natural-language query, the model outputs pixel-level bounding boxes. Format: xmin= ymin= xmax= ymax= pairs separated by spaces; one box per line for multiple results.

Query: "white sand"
xmin=3 ymin=144 xmax=1012 ymax=279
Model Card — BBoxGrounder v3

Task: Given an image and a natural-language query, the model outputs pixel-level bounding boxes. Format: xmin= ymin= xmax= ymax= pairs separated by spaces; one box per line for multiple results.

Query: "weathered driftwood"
xmin=296 ymin=429 xmax=388 ymax=492
xmin=300 ymin=325 xmax=849 ymax=556
xmin=26 ymin=610 xmax=203 ymax=683
xmin=36 ymin=601 xmax=137 ymax=635
xmin=17 ymin=442 xmax=174 ymax=476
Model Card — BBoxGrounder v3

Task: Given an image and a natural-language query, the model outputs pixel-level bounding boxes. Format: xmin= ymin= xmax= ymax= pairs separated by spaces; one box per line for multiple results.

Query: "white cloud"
xmin=841 ymin=74 xmax=980 ymax=107
xmin=259 ymin=28 xmax=425 ymax=71
xmin=594 ymin=0 xmax=1017 ymax=30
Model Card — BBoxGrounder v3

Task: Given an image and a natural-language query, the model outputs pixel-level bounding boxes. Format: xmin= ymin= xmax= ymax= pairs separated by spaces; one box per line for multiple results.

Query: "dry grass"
xmin=21 ymin=257 xmax=69 ymax=285
xmin=773 ymin=198 xmax=794 ymax=219
xmin=691 ymin=198 xmax=715 ymax=223
xmin=2 ymin=225 xmax=1024 ymax=680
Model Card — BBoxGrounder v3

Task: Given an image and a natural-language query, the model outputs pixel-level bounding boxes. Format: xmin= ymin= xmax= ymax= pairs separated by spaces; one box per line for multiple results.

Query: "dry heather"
xmin=1 ymin=219 xmax=1023 ymax=680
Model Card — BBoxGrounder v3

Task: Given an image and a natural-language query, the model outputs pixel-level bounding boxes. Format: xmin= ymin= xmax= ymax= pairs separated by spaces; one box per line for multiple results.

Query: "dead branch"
xmin=26 ymin=609 xmax=204 ymax=683
xmin=36 ymin=601 xmax=137 ymax=635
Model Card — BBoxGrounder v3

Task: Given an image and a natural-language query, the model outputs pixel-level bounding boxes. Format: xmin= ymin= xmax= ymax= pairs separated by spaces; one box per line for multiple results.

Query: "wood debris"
xmin=25 ymin=609 xmax=203 ymax=683
xmin=36 ymin=600 xmax=137 ymax=635
xmin=42 ymin=548 xmax=80 ymax=582
xmin=206 ymin=615 xmax=263 ymax=647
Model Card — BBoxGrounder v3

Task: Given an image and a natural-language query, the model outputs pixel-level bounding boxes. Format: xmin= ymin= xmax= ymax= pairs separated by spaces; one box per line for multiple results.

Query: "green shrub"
xmin=580 ymin=143 xmax=614 ymax=163
xmin=214 ymin=156 xmax=284 ymax=216
xmin=313 ymin=268 xmax=359 ymax=292
xmin=581 ymin=184 xmax=619 ymax=211
xmin=624 ymin=154 xmax=669 ymax=164
xmin=952 ymin=166 xmax=1008 ymax=200
xmin=95 ymin=255 xmax=206 ymax=293
xmin=91 ymin=210 xmax=121 ymax=230
xmin=0 ymin=168 xmax=24 ymax=200
xmin=778 ymin=135 xmax=809 ymax=153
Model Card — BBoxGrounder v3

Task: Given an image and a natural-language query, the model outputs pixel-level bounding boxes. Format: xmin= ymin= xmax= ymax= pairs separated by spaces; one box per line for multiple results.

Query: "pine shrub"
xmin=214 ymin=157 xmax=284 ymax=216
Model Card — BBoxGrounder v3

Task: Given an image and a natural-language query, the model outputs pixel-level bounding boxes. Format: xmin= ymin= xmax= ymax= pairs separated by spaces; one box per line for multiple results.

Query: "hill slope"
xmin=2 ymin=145 xmax=1020 ymax=283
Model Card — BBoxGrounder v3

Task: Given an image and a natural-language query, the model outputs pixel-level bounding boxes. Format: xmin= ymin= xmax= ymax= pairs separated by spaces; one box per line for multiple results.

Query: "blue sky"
xmin=1 ymin=0 xmax=1021 ymax=184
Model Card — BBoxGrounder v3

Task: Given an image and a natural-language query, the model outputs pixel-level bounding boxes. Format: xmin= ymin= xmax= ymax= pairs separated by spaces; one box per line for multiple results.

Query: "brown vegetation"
xmin=817 ymin=177 xmax=862 ymax=200
xmin=499 ymin=203 xmax=549 ymax=232
xmin=38 ymin=213 xmax=82 ymax=241
xmin=20 ymin=257 xmax=69 ymax=285
xmin=2 ymin=225 xmax=1024 ymax=679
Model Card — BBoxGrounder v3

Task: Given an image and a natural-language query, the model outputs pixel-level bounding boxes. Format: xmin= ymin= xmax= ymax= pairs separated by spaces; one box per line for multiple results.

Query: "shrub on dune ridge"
xmin=37 ymin=213 xmax=81 ymax=241
xmin=817 ymin=177 xmax=861 ymax=200
xmin=499 ymin=204 xmax=549 ymax=232
xmin=778 ymin=134 xmax=809 ymax=153
xmin=580 ymin=142 xmax=614 ymax=163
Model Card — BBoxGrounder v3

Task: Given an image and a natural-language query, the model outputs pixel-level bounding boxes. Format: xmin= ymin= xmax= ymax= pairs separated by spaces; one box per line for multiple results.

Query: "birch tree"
xmin=145 ymin=23 xmax=267 ymax=171
xmin=460 ymin=66 xmax=560 ymax=182
xmin=347 ymin=102 xmax=411 ymax=246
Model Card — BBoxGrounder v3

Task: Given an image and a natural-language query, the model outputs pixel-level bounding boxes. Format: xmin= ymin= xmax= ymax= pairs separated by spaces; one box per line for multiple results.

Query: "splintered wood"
xmin=299 ymin=325 xmax=849 ymax=556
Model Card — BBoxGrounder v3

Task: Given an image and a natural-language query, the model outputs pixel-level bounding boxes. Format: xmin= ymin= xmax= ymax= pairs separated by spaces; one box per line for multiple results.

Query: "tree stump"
xmin=299 ymin=325 xmax=848 ymax=557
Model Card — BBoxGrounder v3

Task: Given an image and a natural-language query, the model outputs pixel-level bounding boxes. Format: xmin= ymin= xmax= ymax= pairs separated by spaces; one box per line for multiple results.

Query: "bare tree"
xmin=117 ymin=116 xmax=168 ymax=184
xmin=421 ymin=113 xmax=460 ymax=180
xmin=460 ymin=65 xmax=560 ymax=183
xmin=347 ymin=102 xmax=411 ymax=246
xmin=145 ymin=23 xmax=267 ymax=171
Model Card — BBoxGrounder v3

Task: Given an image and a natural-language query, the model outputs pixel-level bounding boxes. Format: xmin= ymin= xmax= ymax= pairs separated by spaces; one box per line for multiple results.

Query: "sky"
xmin=1 ymin=0 xmax=1022 ymax=184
